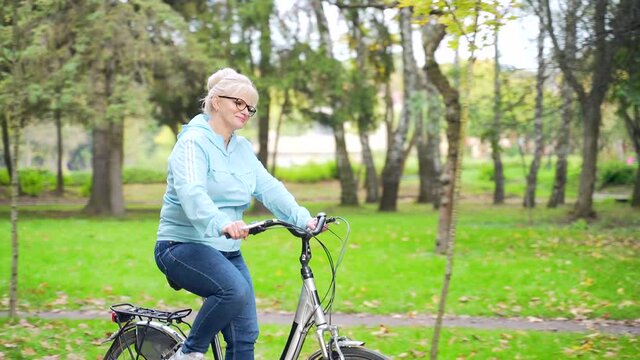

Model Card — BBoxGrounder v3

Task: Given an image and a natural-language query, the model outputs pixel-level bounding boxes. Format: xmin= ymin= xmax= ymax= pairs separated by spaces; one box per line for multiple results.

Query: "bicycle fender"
xmin=101 ymin=323 xmax=136 ymax=344
xmin=134 ymin=320 xmax=185 ymax=345
xmin=335 ymin=337 xmax=365 ymax=347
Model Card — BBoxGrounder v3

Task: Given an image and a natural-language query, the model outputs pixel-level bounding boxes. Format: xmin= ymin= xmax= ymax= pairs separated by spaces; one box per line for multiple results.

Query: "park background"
xmin=1 ymin=0 xmax=639 ymax=359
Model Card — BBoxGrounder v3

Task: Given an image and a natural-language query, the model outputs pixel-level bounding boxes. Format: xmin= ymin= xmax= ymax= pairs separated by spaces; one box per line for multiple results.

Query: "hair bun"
xmin=207 ymin=68 xmax=238 ymax=91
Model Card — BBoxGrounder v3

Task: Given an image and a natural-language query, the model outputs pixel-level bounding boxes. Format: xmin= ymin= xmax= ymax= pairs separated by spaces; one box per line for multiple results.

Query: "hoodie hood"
xmin=178 ymin=113 xmax=236 ymax=152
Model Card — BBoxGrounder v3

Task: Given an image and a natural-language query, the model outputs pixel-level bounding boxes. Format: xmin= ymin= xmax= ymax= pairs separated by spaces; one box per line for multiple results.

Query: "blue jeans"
xmin=155 ymin=241 xmax=258 ymax=359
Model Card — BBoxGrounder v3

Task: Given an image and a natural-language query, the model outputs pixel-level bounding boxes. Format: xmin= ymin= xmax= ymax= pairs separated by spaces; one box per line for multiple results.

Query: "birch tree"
xmin=523 ymin=1 xmax=546 ymax=208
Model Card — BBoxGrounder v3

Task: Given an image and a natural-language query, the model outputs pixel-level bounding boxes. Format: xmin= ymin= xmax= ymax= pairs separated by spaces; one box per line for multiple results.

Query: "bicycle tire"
xmin=103 ymin=326 xmax=179 ymax=360
xmin=307 ymin=346 xmax=390 ymax=360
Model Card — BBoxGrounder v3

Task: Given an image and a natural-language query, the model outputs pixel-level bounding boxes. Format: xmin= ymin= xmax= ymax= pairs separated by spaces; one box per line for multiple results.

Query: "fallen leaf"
xmin=21 ymin=348 xmax=36 ymax=356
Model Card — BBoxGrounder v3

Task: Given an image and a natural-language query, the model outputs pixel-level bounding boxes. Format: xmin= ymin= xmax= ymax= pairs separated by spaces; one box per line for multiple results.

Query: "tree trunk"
xmin=423 ymin=24 xmax=462 ymax=254
xmin=256 ymin=1 xmax=273 ymax=167
xmin=573 ymin=102 xmax=601 ymax=218
xmin=359 ymin=129 xmax=379 ymax=203
xmin=424 ymin=95 xmax=442 ymax=207
xmin=621 ymin=102 xmax=640 ymax=207
xmin=421 ymin=25 xmax=443 ymax=206
xmin=633 ymin=164 xmax=640 ymax=208
xmin=379 ymin=7 xmax=415 ymax=212
xmin=416 ymin=92 xmax=429 ymax=203
xmin=1 ymin=115 xmax=11 ymax=178
xmin=85 ymin=63 xmax=125 ymax=216
xmin=334 ymin=122 xmax=358 ymax=205
xmin=54 ymin=107 xmax=64 ymax=195
xmin=524 ymin=11 xmax=546 ymax=208
xmin=548 ymin=78 xmax=573 ymax=207
xmin=416 ymin=83 xmax=441 ymax=205
xmin=384 ymin=81 xmax=394 ymax=149
xmin=491 ymin=22 xmax=505 ymax=204
xmin=9 ymin=115 xmax=19 ymax=319
xmin=257 ymin=90 xmax=270 ymax=167
xmin=269 ymin=91 xmax=289 ymax=175
xmin=9 ymin=0 xmax=22 ymax=319
xmin=548 ymin=0 xmax=577 ymax=208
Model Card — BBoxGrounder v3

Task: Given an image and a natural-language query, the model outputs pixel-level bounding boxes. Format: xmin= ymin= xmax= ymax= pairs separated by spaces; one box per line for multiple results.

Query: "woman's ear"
xmin=211 ymin=96 xmax=219 ymax=112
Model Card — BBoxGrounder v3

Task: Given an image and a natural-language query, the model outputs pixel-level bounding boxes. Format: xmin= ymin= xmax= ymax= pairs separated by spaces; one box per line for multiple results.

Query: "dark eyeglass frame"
xmin=218 ymin=96 xmax=257 ymax=117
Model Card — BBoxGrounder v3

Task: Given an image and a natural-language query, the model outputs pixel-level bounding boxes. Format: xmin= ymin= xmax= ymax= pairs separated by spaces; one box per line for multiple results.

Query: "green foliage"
xmin=598 ymin=162 xmax=636 ymax=188
xmin=63 ymin=171 xmax=91 ymax=187
xmin=0 ymin=168 xmax=9 ymax=186
xmin=478 ymin=163 xmax=495 ymax=181
xmin=18 ymin=169 xmax=55 ymax=196
xmin=274 ymin=161 xmax=338 ymax=183
xmin=122 ymin=167 xmax=167 ymax=184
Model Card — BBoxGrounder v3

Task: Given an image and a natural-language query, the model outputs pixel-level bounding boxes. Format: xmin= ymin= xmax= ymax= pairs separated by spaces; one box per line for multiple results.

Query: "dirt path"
xmin=5 ymin=310 xmax=638 ymax=335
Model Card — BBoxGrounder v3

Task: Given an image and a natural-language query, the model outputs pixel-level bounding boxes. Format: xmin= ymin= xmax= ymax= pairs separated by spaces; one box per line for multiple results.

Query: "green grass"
xmin=0 ymin=202 xmax=638 ymax=321
xmin=0 ymin=318 xmax=638 ymax=359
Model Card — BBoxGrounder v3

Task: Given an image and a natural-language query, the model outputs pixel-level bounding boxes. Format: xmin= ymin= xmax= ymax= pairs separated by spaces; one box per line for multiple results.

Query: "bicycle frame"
xmin=209 ymin=230 xmax=363 ymax=360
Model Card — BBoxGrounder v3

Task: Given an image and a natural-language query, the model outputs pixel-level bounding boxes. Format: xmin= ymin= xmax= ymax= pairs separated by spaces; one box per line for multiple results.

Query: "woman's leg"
xmin=219 ymin=251 xmax=259 ymax=360
xmin=155 ymin=242 xmax=252 ymax=354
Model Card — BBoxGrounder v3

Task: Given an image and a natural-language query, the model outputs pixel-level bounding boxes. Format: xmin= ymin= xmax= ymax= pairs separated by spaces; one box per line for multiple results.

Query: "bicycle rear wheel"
xmin=103 ymin=325 xmax=179 ymax=360
xmin=307 ymin=346 xmax=390 ymax=360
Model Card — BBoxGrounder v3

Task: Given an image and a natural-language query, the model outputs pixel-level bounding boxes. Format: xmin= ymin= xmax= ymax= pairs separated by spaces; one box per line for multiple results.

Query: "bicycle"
xmin=102 ymin=212 xmax=389 ymax=360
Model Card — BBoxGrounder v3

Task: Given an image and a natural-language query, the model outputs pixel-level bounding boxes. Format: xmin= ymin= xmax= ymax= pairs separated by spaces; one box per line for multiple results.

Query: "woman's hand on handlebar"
xmin=306 ymin=217 xmax=328 ymax=233
xmin=223 ymin=220 xmax=250 ymax=240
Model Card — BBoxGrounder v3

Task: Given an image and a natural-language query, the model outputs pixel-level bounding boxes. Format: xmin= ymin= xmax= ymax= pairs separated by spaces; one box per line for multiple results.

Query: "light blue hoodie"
xmin=157 ymin=114 xmax=312 ymax=251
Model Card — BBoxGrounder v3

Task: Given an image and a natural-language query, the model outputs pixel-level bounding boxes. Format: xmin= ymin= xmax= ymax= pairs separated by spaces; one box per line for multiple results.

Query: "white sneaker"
xmin=168 ymin=348 xmax=205 ymax=360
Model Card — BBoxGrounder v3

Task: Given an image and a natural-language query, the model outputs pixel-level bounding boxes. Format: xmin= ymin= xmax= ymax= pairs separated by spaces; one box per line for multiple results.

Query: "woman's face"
xmin=214 ymin=95 xmax=256 ymax=132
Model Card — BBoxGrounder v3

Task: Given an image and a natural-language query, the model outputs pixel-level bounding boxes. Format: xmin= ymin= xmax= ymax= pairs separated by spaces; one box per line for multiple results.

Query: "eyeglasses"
xmin=218 ymin=96 xmax=257 ymax=117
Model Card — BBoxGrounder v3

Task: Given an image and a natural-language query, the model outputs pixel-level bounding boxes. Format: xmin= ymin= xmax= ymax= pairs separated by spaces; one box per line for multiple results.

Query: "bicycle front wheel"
xmin=307 ymin=346 xmax=390 ymax=360
xmin=103 ymin=325 xmax=179 ymax=360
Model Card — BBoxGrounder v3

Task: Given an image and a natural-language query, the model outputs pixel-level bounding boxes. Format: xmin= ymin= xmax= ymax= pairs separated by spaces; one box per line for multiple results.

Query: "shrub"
xmin=274 ymin=161 xmax=338 ymax=183
xmin=122 ymin=167 xmax=166 ymax=184
xmin=598 ymin=161 xmax=635 ymax=188
xmin=478 ymin=164 xmax=495 ymax=181
xmin=0 ymin=169 xmax=9 ymax=186
xmin=19 ymin=168 xmax=55 ymax=196
xmin=64 ymin=171 xmax=91 ymax=187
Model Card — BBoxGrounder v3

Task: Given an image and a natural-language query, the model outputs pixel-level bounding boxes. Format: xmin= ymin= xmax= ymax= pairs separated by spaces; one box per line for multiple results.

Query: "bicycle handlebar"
xmin=225 ymin=212 xmax=335 ymax=239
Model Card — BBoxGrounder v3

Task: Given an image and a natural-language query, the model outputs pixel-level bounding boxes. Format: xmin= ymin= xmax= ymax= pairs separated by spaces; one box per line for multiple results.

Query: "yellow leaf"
xmin=21 ymin=348 xmax=36 ymax=356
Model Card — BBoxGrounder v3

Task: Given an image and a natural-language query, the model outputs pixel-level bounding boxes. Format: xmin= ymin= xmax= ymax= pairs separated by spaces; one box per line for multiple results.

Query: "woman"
xmin=155 ymin=68 xmax=317 ymax=360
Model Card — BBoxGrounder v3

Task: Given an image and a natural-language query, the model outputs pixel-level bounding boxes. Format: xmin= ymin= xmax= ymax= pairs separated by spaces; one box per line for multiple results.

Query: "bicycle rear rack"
xmin=110 ymin=303 xmax=192 ymax=324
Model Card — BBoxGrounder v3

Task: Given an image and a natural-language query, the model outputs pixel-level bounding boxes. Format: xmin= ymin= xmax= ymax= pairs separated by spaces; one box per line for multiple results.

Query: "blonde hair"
xmin=202 ymin=68 xmax=259 ymax=116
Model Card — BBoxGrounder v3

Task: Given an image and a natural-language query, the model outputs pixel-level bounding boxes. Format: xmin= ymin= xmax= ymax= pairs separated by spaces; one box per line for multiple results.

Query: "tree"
xmin=523 ymin=1 xmax=546 ymax=208
xmin=344 ymin=6 xmax=380 ymax=203
xmin=379 ymin=7 xmax=416 ymax=211
xmin=39 ymin=2 xmax=90 ymax=196
xmin=541 ymin=0 xmax=625 ymax=219
xmin=78 ymin=0 xmax=186 ymax=216
xmin=310 ymin=0 xmax=359 ymax=206
xmin=611 ymin=0 xmax=640 ymax=207
xmin=548 ymin=0 xmax=578 ymax=208
xmin=490 ymin=14 xmax=505 ymax=204
xmin=404 ymin=1 xmax=515 ymax=358
xmin=1 ymin=0 xmax=53 ymax=318
xmin=5 ymin=0 xmax=24 ymax=320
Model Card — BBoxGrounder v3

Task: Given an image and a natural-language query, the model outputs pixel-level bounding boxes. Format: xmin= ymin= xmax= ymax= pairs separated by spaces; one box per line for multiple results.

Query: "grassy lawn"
xmin=0 ymin=163 xmax=638 ymax=358
xmin=0 ymin=318 xmax=638 ymax=359
xmin=0 ymin=201 xmax=638 ymax=321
